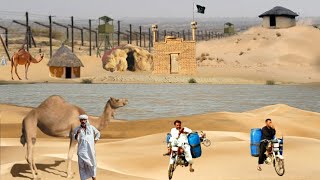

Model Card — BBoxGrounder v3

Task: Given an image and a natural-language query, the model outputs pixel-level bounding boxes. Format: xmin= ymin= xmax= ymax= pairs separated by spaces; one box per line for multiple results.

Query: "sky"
xmin=0 ymin=0 xmax=319 ymax=20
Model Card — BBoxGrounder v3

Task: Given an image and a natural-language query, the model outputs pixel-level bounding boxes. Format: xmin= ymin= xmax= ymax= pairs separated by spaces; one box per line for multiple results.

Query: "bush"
xmin=217 ymin=58 xmax=224 ymax=63
xmin=253 ymin=37 xmax=257 ymax=40
xmin=276 ymin=32 xmax=281 ymax=37
xmin=266 ymin=80 xmax=275 ymax=85
xmin=81 ymin=78 xmax=93 ymax=84
xmin=239 ymin=51 xmax=244 ymax=56
xmin=201 ymin=53 xmax=206 ymax=57
xmin=201 ymin=56 xmax=207 ymax=61
xmin=205 ymin=53 xmax=209 ymax=56
xmin=188 ymin=78 xmax=197 ymax=83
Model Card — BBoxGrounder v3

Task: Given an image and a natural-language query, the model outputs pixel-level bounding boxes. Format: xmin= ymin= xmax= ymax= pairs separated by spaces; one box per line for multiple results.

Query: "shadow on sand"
xmin=10 ymin=160 xmax=66 ymax=179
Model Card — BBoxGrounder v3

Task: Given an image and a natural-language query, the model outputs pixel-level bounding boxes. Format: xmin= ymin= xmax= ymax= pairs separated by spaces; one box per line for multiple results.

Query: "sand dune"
xmin=1 ymin=133 xmax=319 ymax=180
xmin=1 ymin=103 xmax=320 ymax=139
xmin=197 ymin=25 xmax=320 ymax=83
xmin=1 ymin=102 xmax=320 ymax=179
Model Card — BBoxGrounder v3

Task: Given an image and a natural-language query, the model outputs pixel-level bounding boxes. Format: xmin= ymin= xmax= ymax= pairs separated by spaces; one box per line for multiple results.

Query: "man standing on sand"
xmin=166 ymin=120 xmax=195 ymax=172
xmin=257 ymin=118 xmax=276 ymax=171
xmin=74 ymin=114 xmax=100 ymax=180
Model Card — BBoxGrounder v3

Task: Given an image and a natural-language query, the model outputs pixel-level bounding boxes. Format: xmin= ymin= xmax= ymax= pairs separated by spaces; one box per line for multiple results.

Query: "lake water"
xmin=0 ymin=84 xmax=319 ymax=120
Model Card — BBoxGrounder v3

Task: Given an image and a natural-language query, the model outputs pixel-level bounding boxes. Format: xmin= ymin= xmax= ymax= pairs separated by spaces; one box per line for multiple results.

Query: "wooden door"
xmin=170 ymin=53 xmax=179 ymax=74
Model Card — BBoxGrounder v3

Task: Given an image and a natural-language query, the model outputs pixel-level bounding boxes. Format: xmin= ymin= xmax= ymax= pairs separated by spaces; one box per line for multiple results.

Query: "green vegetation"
xmin=81 ymin=78 xmax=93 ymax=84
xmin=266 ymin=80 xmax=275 ymax=85
xmin=188 ymin=78 xmax=197 ymax=83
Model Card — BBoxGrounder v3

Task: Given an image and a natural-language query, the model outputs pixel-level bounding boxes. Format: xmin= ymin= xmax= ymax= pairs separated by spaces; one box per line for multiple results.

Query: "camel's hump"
xmin=40 ymin=95 xmax=66 ymax=105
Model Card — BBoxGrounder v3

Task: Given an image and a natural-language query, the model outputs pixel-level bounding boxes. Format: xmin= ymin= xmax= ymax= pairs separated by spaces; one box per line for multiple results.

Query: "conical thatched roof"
xmin=259 ymin=6 xmax=298 ymax=18
xmin=47 ymin=45 xmax=84 ymax=67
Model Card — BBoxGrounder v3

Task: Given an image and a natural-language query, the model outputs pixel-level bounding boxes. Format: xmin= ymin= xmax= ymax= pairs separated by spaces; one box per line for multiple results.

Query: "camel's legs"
xmin=32 ymin=151 xmax=39 ymax=175
xmin=11 ymin=60 xmax=14 ymax=80
xmin=23 ymin=117 xmax=39 ymax=179
xmin=26 ymin=143 xmax=37 ymax=178
xmin=14 ymin=64 xmax=22 ymax=80
xmin=67 ymin=134 xmax=77 ymax=178
xmin=25 ymin=63 xmax=30 ymax=80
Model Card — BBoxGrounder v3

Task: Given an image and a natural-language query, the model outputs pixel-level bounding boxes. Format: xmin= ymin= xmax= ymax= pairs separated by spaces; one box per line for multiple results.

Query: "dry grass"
xmin=81 ymin=78 xmax=93 ymax=84
xmin=266 ymin=80 xmax=275 ymax=85
xmin=217 ymin=58 xmax=224 ymax=63
xmin=276 ymin=32 xmax=282 ymax=37
xmin=188 ymin=78 xmax=197 ymax=83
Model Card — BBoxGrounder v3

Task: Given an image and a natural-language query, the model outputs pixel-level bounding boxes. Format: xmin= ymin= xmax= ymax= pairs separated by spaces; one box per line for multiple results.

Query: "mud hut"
xmin=102 ymin=44 xmax=153 ymax=72
xmin=47 ymin=45 xmax=84 ymax=78
xmin=259 ymin=6 xmax=299 ymax=29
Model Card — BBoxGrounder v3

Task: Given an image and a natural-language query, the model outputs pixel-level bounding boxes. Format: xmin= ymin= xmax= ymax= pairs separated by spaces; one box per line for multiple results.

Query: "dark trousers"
xmin=258 ymin=141 xmax=268 ymax=164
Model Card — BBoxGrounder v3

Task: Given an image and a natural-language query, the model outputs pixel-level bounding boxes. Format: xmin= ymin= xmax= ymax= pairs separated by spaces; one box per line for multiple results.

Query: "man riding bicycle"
xmin=257 ymin=118 xmax=276 ymax=171
xmin=164 ymin=120 xmax=195 ymax=172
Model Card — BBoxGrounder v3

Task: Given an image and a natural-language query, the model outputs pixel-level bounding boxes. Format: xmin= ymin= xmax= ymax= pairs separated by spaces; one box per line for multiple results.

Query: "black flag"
xmin=196 ymin=5 xmax=205 ymax=14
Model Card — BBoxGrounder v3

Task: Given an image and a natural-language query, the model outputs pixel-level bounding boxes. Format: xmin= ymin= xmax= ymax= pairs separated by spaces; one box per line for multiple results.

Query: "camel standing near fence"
xmin=11 ymin=48 xmax=44 ymax=80
xmin=20 ymin=95 xmax=128 ymax=179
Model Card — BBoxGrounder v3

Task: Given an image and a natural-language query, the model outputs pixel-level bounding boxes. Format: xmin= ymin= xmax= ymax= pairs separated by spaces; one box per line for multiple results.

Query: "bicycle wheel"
xmin=274 ymin=157 xmax=285 ymax=176
xmin=203 ymin=139 xmax=211 ymax=147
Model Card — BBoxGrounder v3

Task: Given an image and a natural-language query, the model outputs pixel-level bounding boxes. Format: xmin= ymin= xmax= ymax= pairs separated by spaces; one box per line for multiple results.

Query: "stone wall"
xmin=153 ymin=37 xmax=196 ymax=75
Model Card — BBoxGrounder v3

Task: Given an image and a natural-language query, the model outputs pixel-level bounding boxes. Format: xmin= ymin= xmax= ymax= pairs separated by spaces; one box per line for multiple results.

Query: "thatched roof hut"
xmin=48 ymin=45 xmax=84 ymax=67
xmin=259 ymin=6 xmax=298 ymax=18
xmin=259 ymin=6 xmax=299 ymax=29
xmin=47 ymin=45 xmax=84 ymax=79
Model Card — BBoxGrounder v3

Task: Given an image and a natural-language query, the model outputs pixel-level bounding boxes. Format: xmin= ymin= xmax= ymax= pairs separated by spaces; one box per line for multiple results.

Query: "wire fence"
xmin=0 ymin=11 xmax=238 ymax=60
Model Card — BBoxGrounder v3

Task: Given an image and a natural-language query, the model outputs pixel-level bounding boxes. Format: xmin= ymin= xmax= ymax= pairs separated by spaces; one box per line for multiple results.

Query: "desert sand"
xmin=1 ymin=103 xmax=320 ymax=179
xmin=1 ymin=25 xmax=320 ymax=84
xmin=1 ymin=23 xmax=320 ymax=180
xmin=197 ymin=25 xmax=320 ymax=83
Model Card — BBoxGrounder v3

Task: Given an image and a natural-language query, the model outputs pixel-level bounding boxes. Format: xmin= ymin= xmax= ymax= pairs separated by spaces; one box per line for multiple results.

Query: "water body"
xmin=1 ymin=84 xmax=319 ymax=120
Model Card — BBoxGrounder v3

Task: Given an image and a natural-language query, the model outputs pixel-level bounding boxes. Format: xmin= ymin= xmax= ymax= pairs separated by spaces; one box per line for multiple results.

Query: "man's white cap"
xmin=79 ymin=114 xmax=88 ymax=120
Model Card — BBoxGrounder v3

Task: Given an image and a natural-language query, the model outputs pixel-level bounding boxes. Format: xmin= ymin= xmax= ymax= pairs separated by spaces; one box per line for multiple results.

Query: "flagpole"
xmin=193 ymin=2 xmax=195 ymax=22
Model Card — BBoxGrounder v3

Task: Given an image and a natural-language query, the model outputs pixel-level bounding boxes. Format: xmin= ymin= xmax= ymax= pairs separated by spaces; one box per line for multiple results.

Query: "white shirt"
xmin=73 ymin=124 xmax=100 ymax=167
xmin=170 ymin=127 xmax=192 ymax=144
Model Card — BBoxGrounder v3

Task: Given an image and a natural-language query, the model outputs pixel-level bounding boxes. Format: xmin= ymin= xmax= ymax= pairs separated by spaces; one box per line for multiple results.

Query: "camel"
xmin=20 ymin=95 xmax=128 ymax=179
xmin=11 ymin=48 xmax=44 ymax=80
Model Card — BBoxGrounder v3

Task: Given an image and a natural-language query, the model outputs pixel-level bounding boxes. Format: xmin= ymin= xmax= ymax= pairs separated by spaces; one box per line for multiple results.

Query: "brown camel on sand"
xmin=20 ymin=95 xmax=128 ymax=179
xmin=11 ymin=48 xmax=44 ymax=80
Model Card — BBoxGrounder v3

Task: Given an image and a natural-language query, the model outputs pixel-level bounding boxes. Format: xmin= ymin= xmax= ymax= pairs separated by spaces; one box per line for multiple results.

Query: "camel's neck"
xmin=30 ymin=55 xmax=43 ymax=63
xmin=90 ymin=101 xmax=113 ymax=130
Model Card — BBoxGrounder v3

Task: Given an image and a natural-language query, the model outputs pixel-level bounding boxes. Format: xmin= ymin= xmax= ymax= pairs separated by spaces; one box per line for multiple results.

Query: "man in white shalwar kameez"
xmin=74 ymin=114 xmax=100 ymax=180
xmin=166 ymin=120 xmax=195 ymax=172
